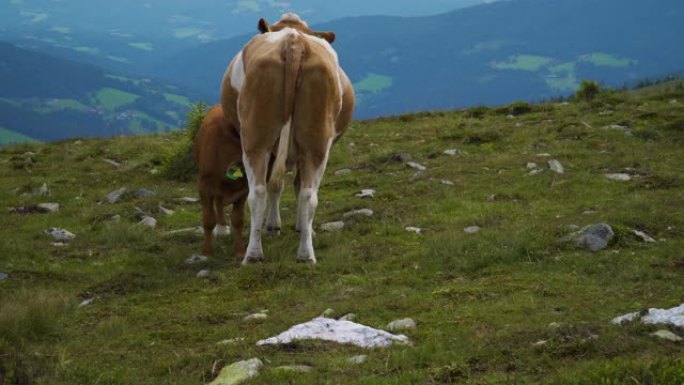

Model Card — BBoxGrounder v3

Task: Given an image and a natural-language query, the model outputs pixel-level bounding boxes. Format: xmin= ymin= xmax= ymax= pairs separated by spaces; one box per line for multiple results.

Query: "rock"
xmin=158 ymin=205 xmax=174 ymax=216
xmin=243 ymin=312 xmax=268 ymax=322
xmin=0 ymin=272 xmax=8 ymax=281
xmin=348 ymin=355 xmax=368 ymax=364
xmin=487 ymin=194 xmax=497 ymax=202
xmin=355 ymin=189 xmax=375 ymax=198
xmin=37 ymin=203 xmax=59 ymax=213
xmin=138 ymin=216 xmax=157 ymax=229
xmin=186 ymin=254 xmax=209 ymax=265
xmin=207 ymin=358 xmax=263 ymax=385
xmin=78 ymin=297 xmax=95 ymax=307
xmin=167 ymin=226 xmax=204 ymax=235
xmin=45 ymin=228 xmax=75 ymax=241
xmin=213 ymin=224 xmax=231 ymax=236
xmin=440 ymin=180 xmax=455 ymax=186
xmin=103 ymin=158 xmax=121 ymax=168
xmin=605 ymin=173 xmax=632 ymax=181
xmin=602 ymin=124 xmax=628 ymax=130
xmin=410 ymin=171 xmax=425 ymax=180
xmin=526 ymin=162 xmax=538 ymax=169
xmin=405 ymin=226 xmax=422 ymax=234
xmin=334 ymin=168 xmax=353 ymax=176
xmin=464 ymin=226 xmax=481 ymax=234
xmin=33 ymin=183 xmax=50 ymax=196
xmin=275 ymin=365 xmax=313 ymax=373
xmin=633 ymin=230 xmax=656 ymax=243
xmin=390 ymin=152 xmax=412 ymax=163
xmin=133 ymin=188 xmax=155 ymax=198
xmin=216 ymin=338 xmax=245 ymax=345
xmin=611 ymin=312 xmax=641 ymax=325
xmin=548 ymin=322 xmax=562 ymax=330
xmin=196 ymin=269 xmax=211 ymax=278
xmin=650 ymin=330 xmax=682 ymax=342
xmin=548 ymin=159 xmax=564 ymax=174
xmin=321 ymin=308 xmax=335 ymax=317
xmin=536 ymin=153 xmax=552 ymax=157
xmin=443 ymin=149 xmax=462 ymax=156
xmin=574 ymin=223 xmax=614 ymax=252
xmin=51 ymin=242 xmax=67 ymax=247
xmin=256 ymin=316 xmax=410 ymax=348
xmin=106 ymin=187 xmax=127 ymax=204
xmin=177 ymin=197 xmax=199 ymax=204
xmin=406 ymin=161 xmax=427 ymax=171
xmin=133 ymin=206 xmax=148 ymax=220
xmin=320 ymin=221 xmax=345 ymax=232
xmin=339 ymin=313 xmax=357 ymax=322
xmin=529 ymin=169 xmax=544 ymax=176
xmin=386 ymin=318 xmax=417 ymax=331
xmin=107 ymin=214 xmax=121 ymax=223
xmin=343 ymin=209 xmax=374 ymax=218
xmin=533 ymin=340 xmax=548 ymax=347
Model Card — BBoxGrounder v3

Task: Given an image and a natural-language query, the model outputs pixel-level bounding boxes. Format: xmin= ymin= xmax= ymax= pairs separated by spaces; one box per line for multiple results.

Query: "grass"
xmin=1 ymin=84 xmax=684 ymax=384
xmin=94 ymin=87 xmax=140 ymax=110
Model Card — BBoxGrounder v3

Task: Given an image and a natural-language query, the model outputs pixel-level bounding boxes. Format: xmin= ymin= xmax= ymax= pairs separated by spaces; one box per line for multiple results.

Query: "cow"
xmin=220 ymin=13 xmax=355 ymax=264
xmin=194 ymin=104 xmax=249 ymax=258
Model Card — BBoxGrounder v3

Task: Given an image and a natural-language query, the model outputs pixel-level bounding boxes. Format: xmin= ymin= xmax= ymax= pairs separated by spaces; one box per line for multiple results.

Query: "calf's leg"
xmin=200 ymin=191 xmax=217 ymax=256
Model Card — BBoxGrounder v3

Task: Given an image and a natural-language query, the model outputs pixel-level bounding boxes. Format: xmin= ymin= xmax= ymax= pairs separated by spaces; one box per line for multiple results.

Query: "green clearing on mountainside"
xmin=1 ymin=84 xmax=683 ymax=384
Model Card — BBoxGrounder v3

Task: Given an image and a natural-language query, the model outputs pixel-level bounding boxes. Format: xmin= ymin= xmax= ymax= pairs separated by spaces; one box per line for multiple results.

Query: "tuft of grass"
xmin=0 ymin=289 xmax=73 ymax=344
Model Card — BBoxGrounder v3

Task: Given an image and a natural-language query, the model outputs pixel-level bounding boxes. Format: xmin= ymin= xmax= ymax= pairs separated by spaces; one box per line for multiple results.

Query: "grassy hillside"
xmin=1 ymin=85 xmax=684 ymax=384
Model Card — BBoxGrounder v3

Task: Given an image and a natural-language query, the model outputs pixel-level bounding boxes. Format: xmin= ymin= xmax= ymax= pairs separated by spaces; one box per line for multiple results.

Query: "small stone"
xmin=178 ymin=197 xmax=199 ymax=204
xmin=633 ymin=230 xmax=656 ymax=243
xmin=45 ymin=228 xmax=75 ymax=241
xmin=602 ymin=124 xmax=628 ymax=130
xmin=343 ymin=209 xmax=374 ymax=218
xmin=79 ymin=297 xmax=95 ymax=307
xmin=51 ymin=242 xmax=67 ymax=247
xmin=339 ymin=313 xmax=357 ymax=322
xmin=275 ymin=365 xmax=313 ymax=373
xmin=138 ymin=216 xmax=157 ymax=229
xmin=529 ymin=169 xmax=544 ymax=176
xmin=158 ymin=205 xmax=174 ymax=216
xmin=334 ymin=168 xmax=352 ymax=176
xmin=574 ymin=223 xmax=614 ymax=252
xmin=133 ymin=188 xmax=155 ymax=198
xmin=108 ymin=214 xmax=121 ymax=223
xmin=440 ymin=180 xmax=455 ymax=186
xmin=321 ymin=308 xmax=335 ymax=317
xmin=243 ymin=312 xmax=268 ymax=322
xmin=406 ymin=161 xmax=427 ymax=171
xmin=405 ymin=226 xmax=422 ymax=234
xmin=548 ymin=322 xmax=562 ymax=329
xmin=464 ymin=226 xmax=481 ymax=234
xmin=74 ymin=140 xmax=83 ymax=145
xmin=320 ymin=221 xmax=345 ymax=232
xmin=605 ymin=173 xmax=632 ymax=181
xmin=533 ymin=340 xmax=548 ymax=347
xmin=208 ymin=358 xmax=263 ymax=385
xmin=348 ymin=355 xmax=368 ymax=364
xmin=213 ymin=225 xmax=231 ymax=236
xmin=650 ymin=330 xmax=682 ymax=342
xmin=103 ymin=158 xmax=121 ymax=167
xmin=167 ymin=226 xmax=204 ymax=235
xmin=487 ymin=194 xmax=497 ymax=201
xmin=536 ymin=153 xmax=552 ymax=157
xmin=355 ymin=189 xmax=375 ymax=198
xmin=33 ymin=183 xmax=50 ymax=196
xmin=443 ymin=149 xmax=462 ymax=156
xmin=526 ymin=162 xmax=537 ymax=169
xmin=548 ymin=159 xmax=564 ymax=174
xmin=0 ymin=272 xmax=8 ymax=281
xmin=37 ymin=203 xmax=60 ymax=213
xmin=106 ymin=187 xmax=127 ymax=203
xmin=387 ymin=318 xmax=417 ymax=331
xmin=611 ymin=312 xmax=640 ymax=325
xmin=186 ymin=254 xmax=209 ymax=265
xmin=217 ymin=338 xmax=245 ymax=345
xmin=582 ymin=210 xmax=597 ymax=216
xmin=196 ymin=269 xmax=211 ymax=278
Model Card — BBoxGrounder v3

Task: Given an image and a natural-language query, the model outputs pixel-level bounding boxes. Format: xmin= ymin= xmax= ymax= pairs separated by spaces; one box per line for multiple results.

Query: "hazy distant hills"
xmin=155 ymin=0 xmax=684 ymax=118
xmin=0 ymin=42 xmax=199 ymax=143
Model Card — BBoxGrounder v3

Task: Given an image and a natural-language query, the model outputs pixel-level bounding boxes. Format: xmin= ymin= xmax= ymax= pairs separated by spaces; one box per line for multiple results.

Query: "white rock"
xmin=51 ymin=242 xmax=67 ymax=247
xmin=612 ymin=303 xmax=684 ymax=327
xmin=38 ymin=203 xmax=60 ymax=213
xmin=207 ymin=358 xmax=263 ymax=385
xmin=386 ymin=318 xmax=417 ymax=331
xmin=103 ymin=158 xmax=121 ymax=168
xmin=243 ymin=312 xmax=268 ymax=322
xmin=633 ymin=230 xmax=656 ymax=243
xmin=196 ymin=269 xmax=211 ymax=278
xmin=605 ymin=173 xmax=632 ymax=181
xmin=464 ymin=226 xmax=481 ymax=234
xmin=536 ymin=153 xmax=552 ymax=157
xmin=177 ymin=197 xmax=199 ymax=204
xmin=348 ymin=355 xmax=368 ymax=364
xmin=108 ymin=214 xmax=121 ymax=223
xmin=256 ymin=317 xmax=409 ymax=348
xmin=216 ymin=338 xmax=245 ymax=346
xmin=440 ymin=180 xmax=455 ymax=186
xmin=650 ymin=330 xmax=683 ymax=342
xmin=213 ymin=224 xmax=231 ymax=236
xmin=529 ymin=169 xmax=544 ymax=176
xmin=602 ymin=124 xmax=628 ymax=130
xmin=533 ymin=340 xmax=548 ymax=347
xmin=106 ymin=187 xmax=127 ymax=203
xmin=158 ymin=205 xmax=174 ymax=216
xmin=548 ymin=159 xmax=564 ymax=174
xmin=45 ymin=228 xmax=75 ymax=241
xmin=611 ymin=312 xmax=641 ymax=325
xmin=355 ymin=189 xmax=375 ymax=198
xmin=320 ymin=221 xmax=345 ymax=232
xmin=443 ymin=149 xmax=462 ymax=156
xmin=339 ymin=313 xmax=357 ymax=322
xmin=138 ymin=216 xmax=157 ymax=229
xmin=406 ymin=161 xmax=427 ymax=171
xmin=526 ymin=162 xmax=538 ymax=169
xmin=78 ymin=297 xmax=95 ymax=307
xmin=186 ymin=254 xmax=209 ymax=265
xmin=275 ymin=365 xmax=313 ymax=373
xmin=405 ymin=226 xmax=422 ymax=234
xmin=167 ymin=226 xmax=204 ymax=235
xmin=334 ymin=168 xmax=352 ymax=176
xmin=343 ymin=209 xmax=374 ymax=218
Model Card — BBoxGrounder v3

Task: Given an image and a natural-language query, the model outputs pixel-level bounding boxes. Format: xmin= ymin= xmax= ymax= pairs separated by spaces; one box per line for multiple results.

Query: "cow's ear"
xmin=258 ymin=18 xmax=271 ymax=33
xmin=316 ymin=31 xmax=335 ymax=44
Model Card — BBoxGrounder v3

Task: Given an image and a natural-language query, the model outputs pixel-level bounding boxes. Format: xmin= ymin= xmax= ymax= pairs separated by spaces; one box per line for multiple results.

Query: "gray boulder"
xmin=574 ymin=223 xmax=614 ymax=251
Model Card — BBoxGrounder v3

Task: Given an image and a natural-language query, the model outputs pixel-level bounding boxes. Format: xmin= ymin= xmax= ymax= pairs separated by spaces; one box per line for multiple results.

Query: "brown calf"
xmin=194 ymin=104 xmax=248 ymax=258
xmin=220 ymin=13 xmax=354 ymax=264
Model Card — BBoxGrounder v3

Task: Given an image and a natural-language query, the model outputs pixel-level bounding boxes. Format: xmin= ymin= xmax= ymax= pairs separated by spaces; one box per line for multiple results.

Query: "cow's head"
xmin=258 ymin=13 xmax=336 ymax=44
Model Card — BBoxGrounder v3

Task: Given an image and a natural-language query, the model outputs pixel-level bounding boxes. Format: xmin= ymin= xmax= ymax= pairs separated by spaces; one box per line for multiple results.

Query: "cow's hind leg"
xmin=242 ymin=151 xmax=269 ymax=264
xmin=265 ymin=177 xmax=284 ymax=236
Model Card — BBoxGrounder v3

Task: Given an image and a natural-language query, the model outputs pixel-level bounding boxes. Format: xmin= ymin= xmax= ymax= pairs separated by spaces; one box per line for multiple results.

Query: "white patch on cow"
xmin=230 ymin=50 xmax=245 ymax=92
xmin=279 ymin=13 xmax=307 ymax=27
xmin=242 ymin=153 xmax=270 ymax=264
xmin=296 ymin=137 xmax=333 ymax=263
xmin=265 ymin=27 xmax=298 ymax=43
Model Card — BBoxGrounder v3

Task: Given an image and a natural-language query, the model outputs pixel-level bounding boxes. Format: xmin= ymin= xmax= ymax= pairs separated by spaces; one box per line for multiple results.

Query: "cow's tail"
xmin=268 ymin=33 xmax=304 ymax=192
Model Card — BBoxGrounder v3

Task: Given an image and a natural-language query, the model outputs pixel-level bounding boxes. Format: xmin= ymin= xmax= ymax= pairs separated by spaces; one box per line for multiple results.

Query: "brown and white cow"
xmin=220 ymin=13 xmax=355 ymax=264
xmin=195 ymin=104 xmax=248 ymax=258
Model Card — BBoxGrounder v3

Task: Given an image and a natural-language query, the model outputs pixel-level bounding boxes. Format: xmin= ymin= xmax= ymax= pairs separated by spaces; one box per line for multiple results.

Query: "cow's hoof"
xmin=265 ymin=226 xmax=281 ymax=236
xmin=296 ymin=256 xmax=317 ymax=264
xmin=242 ymin=254 xmax=265 ymax=265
